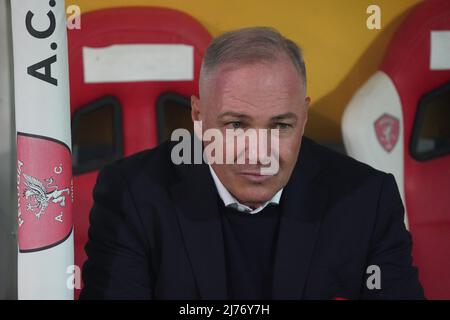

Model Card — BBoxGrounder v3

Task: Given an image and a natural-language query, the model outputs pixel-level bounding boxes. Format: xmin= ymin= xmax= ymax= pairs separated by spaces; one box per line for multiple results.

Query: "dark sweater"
xmin=218 ymin=198 xmax=282 ymax=299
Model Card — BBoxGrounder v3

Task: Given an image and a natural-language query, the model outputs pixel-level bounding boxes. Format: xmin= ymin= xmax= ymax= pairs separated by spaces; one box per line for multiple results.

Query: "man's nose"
xmin=244 ymin=129 xmax=271 ymax=165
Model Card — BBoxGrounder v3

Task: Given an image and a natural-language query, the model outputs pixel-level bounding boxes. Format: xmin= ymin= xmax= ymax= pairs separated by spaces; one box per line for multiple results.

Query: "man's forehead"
xmin=210 ymin=61 xmax=303 ymax=94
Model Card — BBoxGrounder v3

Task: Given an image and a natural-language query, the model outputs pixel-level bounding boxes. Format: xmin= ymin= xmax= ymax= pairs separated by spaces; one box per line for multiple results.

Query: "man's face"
xmin=192 ymin=57 xmax=310 ymax=209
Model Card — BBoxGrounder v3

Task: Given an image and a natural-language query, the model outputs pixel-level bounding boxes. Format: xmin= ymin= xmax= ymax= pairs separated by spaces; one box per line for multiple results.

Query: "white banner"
xmin=83 ymin=44 xmax=194 ymax=83
xmin=430 ymin=31 xmax=450 ymax=70
xmin=11 ymin=0 xmax=73 ymax=299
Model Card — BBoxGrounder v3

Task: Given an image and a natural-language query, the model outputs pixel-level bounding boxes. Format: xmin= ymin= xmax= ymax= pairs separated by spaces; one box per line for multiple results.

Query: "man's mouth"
xmin=239 ymin=170 xmax=274 ymax=182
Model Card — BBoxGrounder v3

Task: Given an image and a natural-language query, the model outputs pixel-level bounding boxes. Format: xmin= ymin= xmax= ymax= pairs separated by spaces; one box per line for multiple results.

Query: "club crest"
xmin=17 ymin=133 xmax=73 ymax=252
xmin=374 ymin=113 xmax=400 ymax=153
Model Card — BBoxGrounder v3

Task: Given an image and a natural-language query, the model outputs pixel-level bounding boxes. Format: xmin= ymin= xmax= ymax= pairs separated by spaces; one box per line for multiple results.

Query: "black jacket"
xmin=80 ymin=136 xmax=424 ymax=299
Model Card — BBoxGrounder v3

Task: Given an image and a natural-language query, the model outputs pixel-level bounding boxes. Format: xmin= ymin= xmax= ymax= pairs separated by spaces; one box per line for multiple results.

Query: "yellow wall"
xmin=67 ymin=0 xmax=422 ymax=143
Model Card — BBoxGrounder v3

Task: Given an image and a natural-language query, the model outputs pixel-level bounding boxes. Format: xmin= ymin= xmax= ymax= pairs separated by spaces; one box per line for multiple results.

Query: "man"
xmin=80 ymin=27 xmax=424 ymax=299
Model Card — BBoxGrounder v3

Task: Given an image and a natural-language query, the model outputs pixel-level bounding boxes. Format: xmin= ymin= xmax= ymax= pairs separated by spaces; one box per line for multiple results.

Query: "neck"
xmin=240 ymin=201 xmax=264 ymax=210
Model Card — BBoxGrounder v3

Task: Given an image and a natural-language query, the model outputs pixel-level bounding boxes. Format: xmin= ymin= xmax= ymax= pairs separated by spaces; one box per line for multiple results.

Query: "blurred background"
xmin=65 ymin=0 xmax=422 ymax=146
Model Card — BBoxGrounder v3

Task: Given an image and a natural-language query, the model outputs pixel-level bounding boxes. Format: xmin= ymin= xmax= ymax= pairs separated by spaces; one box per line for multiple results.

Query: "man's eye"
xmin=227 ymin=121 xmax=242 ymax=129
xmin=275 ymin=123 xmax=292 ymax=129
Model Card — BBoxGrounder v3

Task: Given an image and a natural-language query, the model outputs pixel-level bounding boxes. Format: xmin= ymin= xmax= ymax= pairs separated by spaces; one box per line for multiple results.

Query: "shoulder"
xmin=302 ymin=136 xmax=389 ymax=192
xmin=97 ymin=140 xmax=177 ymax=189
xmin=304 ymin=136 xmax=386 ymax=176
xmin=301 ymin=139 xmax=403 ymax=234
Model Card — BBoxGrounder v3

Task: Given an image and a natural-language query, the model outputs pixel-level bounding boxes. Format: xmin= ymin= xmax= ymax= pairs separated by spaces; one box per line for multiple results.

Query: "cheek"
xmin=279 ymin=137 xmax=301 ymax=167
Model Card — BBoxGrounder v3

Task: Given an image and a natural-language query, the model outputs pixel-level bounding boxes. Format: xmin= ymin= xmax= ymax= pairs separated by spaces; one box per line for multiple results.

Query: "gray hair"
xmin=200 ymin=26 xmax=307 ymax=88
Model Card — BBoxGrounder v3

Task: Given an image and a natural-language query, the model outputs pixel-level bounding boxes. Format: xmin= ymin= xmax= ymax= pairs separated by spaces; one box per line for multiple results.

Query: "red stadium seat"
xmin=343 ymin=0 xmax=450 ymax=299
xmin=67 ymin=7 xmax=212 ymax=298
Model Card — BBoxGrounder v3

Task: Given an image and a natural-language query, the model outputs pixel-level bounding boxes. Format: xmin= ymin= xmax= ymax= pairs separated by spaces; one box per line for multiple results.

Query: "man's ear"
xmin=305 ymin=96 xmax=311 ymax=110
xmin=191 ymin=95 xmax=201 ymax=122
xmin=191 ymin=95 xmax=204 ymax=140
xmin=302 ymin=96 xmax=311 ymax=135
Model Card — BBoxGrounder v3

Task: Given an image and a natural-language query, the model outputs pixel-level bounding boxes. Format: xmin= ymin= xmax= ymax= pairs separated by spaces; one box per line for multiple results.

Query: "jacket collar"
xmin=207 ymin=163 xmax=283 ymax=214
xmin=170 ymin=136 xmax=329 ymax=299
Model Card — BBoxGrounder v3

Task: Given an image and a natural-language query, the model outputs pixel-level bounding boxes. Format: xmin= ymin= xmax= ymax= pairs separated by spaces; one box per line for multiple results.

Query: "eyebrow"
xmin=270 ymin=112 xmax=298 ymax=121
xmin=217 ymin=111 xmax=298 ymax=121
xmin=217 ymin=111 xmax=252 ymax=120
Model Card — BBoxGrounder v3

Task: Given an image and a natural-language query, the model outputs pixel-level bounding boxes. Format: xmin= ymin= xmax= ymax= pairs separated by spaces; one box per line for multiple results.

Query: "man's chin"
xmin=232 ymin=188 xmax=277 ymax=207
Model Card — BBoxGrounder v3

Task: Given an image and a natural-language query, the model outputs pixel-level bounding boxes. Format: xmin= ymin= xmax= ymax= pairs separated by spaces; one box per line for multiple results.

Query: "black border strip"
xmin=156 ymin=92 xmax=191 ymax=144
xmin=17 ymin=131 xmax=72 ymax=154
xmin=409 ymin=81 xmax=450 ymax=161
xmin=19 ymin=227 xmax=73 ymax=253
xmin=71 ymin=95 xmax=123 ymax=175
